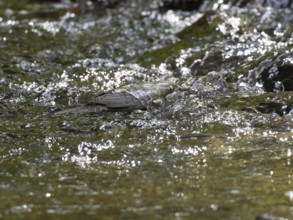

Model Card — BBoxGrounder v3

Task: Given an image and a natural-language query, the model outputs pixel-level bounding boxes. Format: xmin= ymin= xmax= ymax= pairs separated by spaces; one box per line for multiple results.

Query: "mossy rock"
xmin=137 ymin=11 xmax=224 ymax=68
xmin=218 ymin=92 xmax=293 ymax=115
xmin=176 ymin=11 xmax=222 ymax=39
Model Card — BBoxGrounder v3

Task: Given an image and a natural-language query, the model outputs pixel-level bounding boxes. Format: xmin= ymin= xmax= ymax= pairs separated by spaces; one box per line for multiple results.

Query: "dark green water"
xmin=1 ymin=0 xmax=293 ymax=219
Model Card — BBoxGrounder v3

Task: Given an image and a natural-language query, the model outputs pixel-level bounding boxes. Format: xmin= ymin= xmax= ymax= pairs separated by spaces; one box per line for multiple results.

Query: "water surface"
xmin=1 ymin=0 xmax=293 ymax=219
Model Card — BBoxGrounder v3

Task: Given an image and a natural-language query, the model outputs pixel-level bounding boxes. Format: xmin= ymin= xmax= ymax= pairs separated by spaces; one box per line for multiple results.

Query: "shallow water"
xmin=1 ymin=0 xmax=293 ymax=219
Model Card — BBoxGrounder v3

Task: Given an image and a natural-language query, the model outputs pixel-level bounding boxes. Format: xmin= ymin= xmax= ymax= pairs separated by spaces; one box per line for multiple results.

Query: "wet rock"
xmin=255 ymin=102 xmax=291 ymax=116
xmin=176 ymin=11 xmax=222 ymax=39
xmin=27 ymin=0 xmax=124 ymax=15
xmin=159 ymin=0 xmax=204 ymax=11
xmin=257 ymin=52 xmax=293 ymax=92
xmin=236 ymin=0 xmax=293 ymax=8
xmin=256 ymin=213 xmax=287 ymax=220
xmin=189 ymin=50 xmax=223 ymax=77
xmin=29 ymin=0 xmax=121 ymax=6
xmin=260 ymin=0 xmax=293 ymax=8
xmin=218 ymin=92 xmax=293 ymax=116
xmin=75 ymin=0 xmax=122 ymax=9
xmin=138 ymin=11 xmax=224 ymax=68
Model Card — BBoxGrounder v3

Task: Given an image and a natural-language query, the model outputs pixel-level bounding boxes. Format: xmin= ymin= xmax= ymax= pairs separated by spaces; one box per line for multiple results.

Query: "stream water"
xmin=1 ymin=0 xmax=293 ymax=219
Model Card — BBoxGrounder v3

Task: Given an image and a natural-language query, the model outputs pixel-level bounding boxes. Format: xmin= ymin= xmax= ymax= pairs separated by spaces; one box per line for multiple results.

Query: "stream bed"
xmin=1 ymin=0 xmax=293 ymax=219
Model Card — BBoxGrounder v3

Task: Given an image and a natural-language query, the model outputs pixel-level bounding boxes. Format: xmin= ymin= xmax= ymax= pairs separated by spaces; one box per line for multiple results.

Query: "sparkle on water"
xmin=1 ymin=0 xmax=293 ymax=219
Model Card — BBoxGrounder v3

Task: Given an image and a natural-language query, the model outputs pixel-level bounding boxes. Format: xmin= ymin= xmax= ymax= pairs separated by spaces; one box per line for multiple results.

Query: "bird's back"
xmin=87 ymin=92 xmax=145 ymax=111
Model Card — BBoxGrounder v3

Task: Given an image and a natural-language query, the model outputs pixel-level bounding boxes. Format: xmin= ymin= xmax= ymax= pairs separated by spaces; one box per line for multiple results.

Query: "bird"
xmin=54 ymin=80 xmax=174 ymax=116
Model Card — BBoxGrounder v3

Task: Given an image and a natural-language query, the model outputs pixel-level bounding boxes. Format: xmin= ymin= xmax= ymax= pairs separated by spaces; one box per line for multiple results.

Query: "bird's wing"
xmin=88 ymin=92 xmax=145 ymax=110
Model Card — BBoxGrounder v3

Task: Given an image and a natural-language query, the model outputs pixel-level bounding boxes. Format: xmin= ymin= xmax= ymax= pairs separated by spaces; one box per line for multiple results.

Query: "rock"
xmin=257 ymin=52 xmax=293 ymax=92
xmin=159 ymin=0 xmax=204 ymax=11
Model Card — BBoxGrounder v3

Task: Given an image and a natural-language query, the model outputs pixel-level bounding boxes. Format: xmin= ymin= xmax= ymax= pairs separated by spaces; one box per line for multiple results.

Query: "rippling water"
xmin=1 ymin=0 xmax=293 ymax=219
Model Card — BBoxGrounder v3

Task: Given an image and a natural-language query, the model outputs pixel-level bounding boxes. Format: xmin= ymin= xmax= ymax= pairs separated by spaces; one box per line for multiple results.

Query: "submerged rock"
xmin=256 ymin=213 xmax=287 ymax=220
xmin=218 ymin=92 xmax=293 ymax=116
xmin=256 ymin=102 xmax=291 ymax=116
xmin=257 ymin=52 xmax=293 ymax=92
xmin=54 ymin=80 xmax=174 ymax=115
